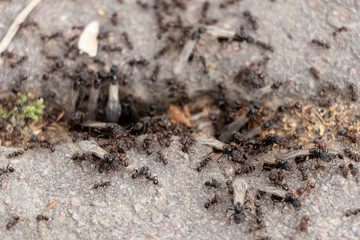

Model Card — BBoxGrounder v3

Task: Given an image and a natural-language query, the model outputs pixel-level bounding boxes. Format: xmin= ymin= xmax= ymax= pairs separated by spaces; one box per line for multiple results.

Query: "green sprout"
xmin=0 ymin=95 xmax=45 ymax=120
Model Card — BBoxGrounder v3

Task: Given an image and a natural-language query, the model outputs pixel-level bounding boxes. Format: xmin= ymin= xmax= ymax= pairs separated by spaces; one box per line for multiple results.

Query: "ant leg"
xmin=225 ymin=207 xmax=234 ymax=217
xmin=228 ymin=213 xmax=235 ymax=225
xmin=216 ymin=154 xmax=224 ymax=165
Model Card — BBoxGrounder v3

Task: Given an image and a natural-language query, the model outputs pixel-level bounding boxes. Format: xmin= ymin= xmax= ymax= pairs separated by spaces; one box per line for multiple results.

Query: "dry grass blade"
xmin=0 ymin=0 xmax=42 ymax=53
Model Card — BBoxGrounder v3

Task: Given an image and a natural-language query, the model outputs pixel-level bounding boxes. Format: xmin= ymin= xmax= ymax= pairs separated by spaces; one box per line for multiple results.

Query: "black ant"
xmin=197 ymin=157 xmax=211 ymax=172
xmin=344 ymin=149 xmax=360 ymax=162
xmin=345 ymin=208 xmax=360 ymax=217
xmin=268 ymin=171 xmax=287 ymax=188
xmin=298 ymin=166 xmax=308 ymax=181
xmin=154 ymin=45 xmax=170 ymax=59
xmin=249 ymin=202 xmax=265 ymax=232
xmin=132 ymin=167 xmax=158 ymax=185
xmin=339 ymin=163 xmax=349 ymax=178
xmin=179 ymin=135 xmax=195 ymax=154
xmin=93 ymin=181 xmax=111 ymax=189
xmin=201 ymin=1 xmax=210 ymax=18
xmin=151 ymin=64 xmax=160 ymax=81
xmin=9 ymin=55 xmax=28 ymax=68
xmin=227 ymin=178 xmax=248 ymax=224
xmin=6 ymin=216 xmax=20 ymax=230
xmin=36 ymin=215 xmax=49 ymax=222
xmin=255 ymin=41 xmax=274 ymax=52
xmin=333 ymin=26 xmax=348 ymax=36
xmin=122 ymin=32 xmax=134 ymax=50
xmin=0 ymin=164 xmax=15 ymax=178
xmin=156 ymin=150 xmax=168 ymax=165
xmin=262 ymin=160 xmax=291 ymax=172
xmin=101 ymin=45 xmax=122 ymax=53
xmin=349 ymin=83 xmax=357 ymax=101
xmin=204 ymin=194 xmax=223 ymax=209
xmin=199 ymin=56 xmax=209 ymax=74
xmin=311 ymin=39 xmax=330 ymax=49
xmin=226 ymin=180 xmax=234 ymax=194
xmin=7 ymin=150 xmax=24 ymax=159
xmin=243 ymin=10 xmax=258 ymax=30
xmin=110 ymin=12 xmax=118 ymax=25
xmin=204 ymin=178 xmax=221 ymax=189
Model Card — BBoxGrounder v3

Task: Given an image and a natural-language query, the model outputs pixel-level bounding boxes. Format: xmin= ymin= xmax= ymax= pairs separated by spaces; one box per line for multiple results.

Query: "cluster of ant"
xmin=197 ymin=130 xmax=357 ymax=231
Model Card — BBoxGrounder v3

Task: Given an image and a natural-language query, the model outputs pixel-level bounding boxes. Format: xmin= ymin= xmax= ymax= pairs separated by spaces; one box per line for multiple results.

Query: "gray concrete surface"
xmin=1 ymin=139 xmax=360 ymax=240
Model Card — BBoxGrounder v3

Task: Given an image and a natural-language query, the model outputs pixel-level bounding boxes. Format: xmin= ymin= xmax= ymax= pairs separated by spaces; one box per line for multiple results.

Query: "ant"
xmin=349 ymin=83 xmax=357 ymax=101
xmin=311 ymin=39 xmax=330 ymax=49
xmin=298 ymin=166 xmax=308 ymax=181
xmin=71 ymin=152 xmax=92 ymax=171
xmin=204 ymin=178 xmax=221 ymax=189
xmin=333 ymin=26 xmax=348 ymax=36
xmin=197 ymin=157 xmax=211 ymax=172
xmin=101 ymin=45 xmax=122 ymax=53
xmin=348 ymin=163 xmax=359 ymax=177
xmin=36 ymin=215 xmax=49 ymax=222
xmin=243 ymin=10 xmax=258 ymax=30
xmin=143 ymin=135 xmax=153 ymax=154
xmin=129 ymin=58 xmax=149 ymax=67
xmin=235 ymin=165 xmax=256 ymax=175
xmin=204 ymin=194 xmax=223 ymax=209
xmin=7 ymin=150 xmax=24 ymax=159
xmin=122 ymin=32 xmax=133 ymax=50
xmin=262 ymin=160 xmax=291 ymax=172
xmin=154 ymin=45 xmax=170 ymax=59
xmin=199 ymin=56 xmax=209 ymax=74
xmin=310 ymin=66 xmax=321 ymax=80
xmin=268 ymin=171 xmax=287 ymax=188
xmin=0 ymin=164 xmax=15 ymax=178
xmin=226 ymin=180 xmax=234 ymax=194
xmin=179 ymin=135 xmax=195 ymax=154
xmin=296 ymin=215 xmax=310 ymax=233
xmin=110 ymin=12 xmax=119 ymax=25
xmin=93 ymin=181 xmax=111 ymax=189
xmin=132 ymin=167 xmax=158 ymax=185
xmin=9 ymin=55 xmax=28 ymax=68
xmin=339 ymin=163 xmax=350 ymax=178
xmin=156 ymin=150 xmax=168 ymax=165
xmin=227 ymin=178 xmax=248 ymax=224
xmin=255 ymin=41 xmax=274 ymax=52
xmin=41 ymin=32 xmax=63 ymax=41
xmin=151 ymin=64 xmax=160 ymax=81
xmin=219 ymin=0 xmax=240 ymax=8
xmin=6 ymin=216 xmax=20 ymax=230
xmin=345 ymin=208 xmax=360 ymax=217
xmin=344 ymin=149 xmax=359 ymax=162
xmin=296 ymin=182 xmax=315 ymax=197
xmin=249 ymin=202 xmax=265 ymax=232
xmin=201 ymin=1 xmax=210 ymax=18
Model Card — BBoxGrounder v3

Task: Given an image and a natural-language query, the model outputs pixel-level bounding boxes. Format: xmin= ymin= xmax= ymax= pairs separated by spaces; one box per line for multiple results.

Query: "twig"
xmin=174 ymin=39 xmax=197 ymax=75
xmin=0 ymin=0 xmax=42 ymax=53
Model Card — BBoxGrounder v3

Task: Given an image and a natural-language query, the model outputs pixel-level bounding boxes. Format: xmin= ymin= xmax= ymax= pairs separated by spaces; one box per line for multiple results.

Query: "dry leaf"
xmin=167 ymin=105 xmax=192 ymax=127
xmin=78 ymin=21 xmax=99 ymax=57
